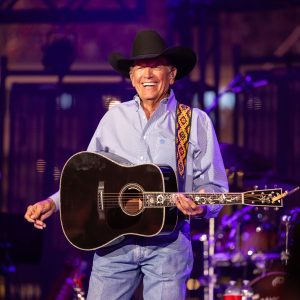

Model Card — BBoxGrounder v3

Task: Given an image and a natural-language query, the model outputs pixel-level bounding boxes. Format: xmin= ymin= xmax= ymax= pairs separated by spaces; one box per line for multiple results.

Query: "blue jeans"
xmin=87 ymin=225 xmax=193 ymax=300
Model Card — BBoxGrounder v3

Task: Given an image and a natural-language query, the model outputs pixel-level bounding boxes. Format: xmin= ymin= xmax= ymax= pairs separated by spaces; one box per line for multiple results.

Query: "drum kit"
xmin=210 ymin=206 xmax=296 ymax=300
xmin=196 ymin=144 xmax=300 ymax=300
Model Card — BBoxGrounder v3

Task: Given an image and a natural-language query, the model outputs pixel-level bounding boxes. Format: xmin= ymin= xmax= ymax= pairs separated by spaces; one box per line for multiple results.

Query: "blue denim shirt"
xmin=52 ymin=90 xmax=228 ymax=218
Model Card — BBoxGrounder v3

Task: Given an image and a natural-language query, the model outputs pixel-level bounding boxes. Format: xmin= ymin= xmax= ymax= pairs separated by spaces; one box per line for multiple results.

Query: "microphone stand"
xmin=205 ymin=73 xmax=269 ymax=115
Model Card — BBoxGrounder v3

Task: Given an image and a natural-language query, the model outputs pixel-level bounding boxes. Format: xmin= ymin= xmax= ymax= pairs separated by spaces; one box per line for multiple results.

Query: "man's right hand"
xmin=24 ymin=198 xmax=56 ymax=230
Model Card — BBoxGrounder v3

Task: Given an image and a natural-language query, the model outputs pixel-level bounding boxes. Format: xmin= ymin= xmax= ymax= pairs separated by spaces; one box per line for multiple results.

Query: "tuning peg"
xmin=253 ymin=185 xmax=258 ymax=190
xmin=274 ymin=184 xmax=277 ymax=188
xmin=264 ymin=185 xmax=268 ymax=189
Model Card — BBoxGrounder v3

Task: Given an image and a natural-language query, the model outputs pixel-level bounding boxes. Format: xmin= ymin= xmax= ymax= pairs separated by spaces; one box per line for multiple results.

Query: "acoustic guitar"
xmin=60 ymin=151 xmax=284 ymax=250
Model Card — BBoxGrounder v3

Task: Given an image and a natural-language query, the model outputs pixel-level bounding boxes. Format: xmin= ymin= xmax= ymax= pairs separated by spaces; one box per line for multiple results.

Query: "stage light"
xmin=102 ymin=95 xmax=121 ymax=110
xmin=42 ymin=35 xmax=76 ymax=77
xmin=53 ymin=166 xmax=61 ymax=181
xmin=186 ymin=278 xmax=201 ymax=290
xmin=57 ymin=93 xmax=73 ymax=110
xmin=199 ymin=234 xmax=208 ymax=242
xmin=36 ymin=159 xmax=46 ymax=173
xmin=247 ymin=249 xmax=254 ymax=256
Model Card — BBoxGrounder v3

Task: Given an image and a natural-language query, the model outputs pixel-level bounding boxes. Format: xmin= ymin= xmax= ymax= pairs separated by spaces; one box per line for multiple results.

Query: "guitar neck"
xmin=143 ymin=192 xmax=243 ymax=207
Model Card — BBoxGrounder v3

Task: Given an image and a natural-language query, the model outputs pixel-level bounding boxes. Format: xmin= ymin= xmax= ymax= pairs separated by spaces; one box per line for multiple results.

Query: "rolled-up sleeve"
xmin=191 ymin=109 xmax=228 ymax=218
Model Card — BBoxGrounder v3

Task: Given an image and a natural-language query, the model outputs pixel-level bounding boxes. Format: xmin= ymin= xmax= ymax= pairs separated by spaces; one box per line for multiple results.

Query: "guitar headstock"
xmin=243 ymin=188 xmax=283 ymax=207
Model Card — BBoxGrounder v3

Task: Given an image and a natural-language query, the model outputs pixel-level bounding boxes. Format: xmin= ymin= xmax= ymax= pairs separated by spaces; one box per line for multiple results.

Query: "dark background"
xmin=0 ymin=0 xmax=300 ymax=299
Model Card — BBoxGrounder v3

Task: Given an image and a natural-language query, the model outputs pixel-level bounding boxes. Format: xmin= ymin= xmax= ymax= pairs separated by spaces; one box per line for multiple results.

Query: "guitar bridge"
xmin=97 ymin=181 xmax=105 ymax=220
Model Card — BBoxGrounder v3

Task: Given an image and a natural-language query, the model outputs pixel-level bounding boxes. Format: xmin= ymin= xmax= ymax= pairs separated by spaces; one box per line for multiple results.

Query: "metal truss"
xmin=0 ymin=0 xmax=145 ymax=23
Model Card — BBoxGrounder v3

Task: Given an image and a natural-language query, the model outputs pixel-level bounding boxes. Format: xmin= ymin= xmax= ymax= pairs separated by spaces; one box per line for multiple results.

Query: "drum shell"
xmin=216 ymin=210 xmax=279 ymax=255
xmin=250 ymin=271 xmax=285 ymax=299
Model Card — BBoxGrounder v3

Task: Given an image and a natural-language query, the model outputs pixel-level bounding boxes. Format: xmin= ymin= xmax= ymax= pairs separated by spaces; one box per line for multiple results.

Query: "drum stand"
xmin=281 ymin=214 xmax=291 ymax=265
xmin=203 ymin=218 xmax=216 ymax=300
xmin=282 ymin=206 xmax=300 ymax=265
xmin=202 ymin=217 xmax=244 ymax=300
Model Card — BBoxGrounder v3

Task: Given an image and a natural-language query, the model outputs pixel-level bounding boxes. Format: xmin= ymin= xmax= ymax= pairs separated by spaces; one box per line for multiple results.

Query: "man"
xmin=25 ymin=29 xmax=228 ymax=299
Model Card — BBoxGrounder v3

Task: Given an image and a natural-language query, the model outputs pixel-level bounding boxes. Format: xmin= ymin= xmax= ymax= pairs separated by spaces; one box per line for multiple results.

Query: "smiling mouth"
xmin=142 ymin=82 xmax=156 ymax=87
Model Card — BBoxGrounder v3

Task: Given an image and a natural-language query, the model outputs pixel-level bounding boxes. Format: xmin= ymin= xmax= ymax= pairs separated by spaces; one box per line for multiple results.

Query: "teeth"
xmin=143 ymin=83 xmax=156 ymax=87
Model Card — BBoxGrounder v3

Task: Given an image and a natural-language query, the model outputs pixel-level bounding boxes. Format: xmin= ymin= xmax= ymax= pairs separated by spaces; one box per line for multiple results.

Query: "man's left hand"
xmin=175 ymin=190 xmax=206 ymax=217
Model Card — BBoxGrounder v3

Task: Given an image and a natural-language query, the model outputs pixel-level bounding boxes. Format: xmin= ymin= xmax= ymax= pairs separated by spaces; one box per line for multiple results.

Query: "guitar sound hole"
xmin=119 ymin=184 xmax=144 ymax=216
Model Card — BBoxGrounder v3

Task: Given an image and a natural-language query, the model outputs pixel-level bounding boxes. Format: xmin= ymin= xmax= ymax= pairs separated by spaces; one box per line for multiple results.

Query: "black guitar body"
xmin=60 ymin=152 xmax=285 ymax=250
xmin=60 ymin=152 xmax=180 ymax=250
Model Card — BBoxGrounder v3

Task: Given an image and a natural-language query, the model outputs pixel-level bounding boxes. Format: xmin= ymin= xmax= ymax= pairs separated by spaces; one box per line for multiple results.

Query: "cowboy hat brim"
xmin=108 ymin=46 xmax=197 ymax=80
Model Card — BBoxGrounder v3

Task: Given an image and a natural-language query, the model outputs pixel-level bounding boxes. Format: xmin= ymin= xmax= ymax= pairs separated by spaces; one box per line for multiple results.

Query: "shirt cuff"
xmin=49 ymin=190 xmax=60 ymax=211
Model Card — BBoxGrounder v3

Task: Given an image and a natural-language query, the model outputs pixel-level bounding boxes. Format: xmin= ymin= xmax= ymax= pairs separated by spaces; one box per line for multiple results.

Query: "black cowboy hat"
xmin=108 ymin=29 xmax=197 ymax=80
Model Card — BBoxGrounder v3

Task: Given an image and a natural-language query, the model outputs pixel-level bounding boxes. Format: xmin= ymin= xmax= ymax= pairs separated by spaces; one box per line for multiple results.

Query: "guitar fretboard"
xmin=143 ymin=193 xmax=243 ymax=207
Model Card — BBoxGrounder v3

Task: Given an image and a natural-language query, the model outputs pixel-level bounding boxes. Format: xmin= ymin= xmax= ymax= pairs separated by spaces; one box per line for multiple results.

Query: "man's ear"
xmin=129 ymin=70 xmax=135 ymax=88
xmin=170 ymin=68 xmax=177 ymax=84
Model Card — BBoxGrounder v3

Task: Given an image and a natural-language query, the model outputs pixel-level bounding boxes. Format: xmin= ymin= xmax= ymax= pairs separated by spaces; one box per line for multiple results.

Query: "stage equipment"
xmin=216 ymin=206 xmax=278 ymax=256
xmin=47 ymin=256 xmax=88 ymax=300
xmin=205 ymin=73 xmax=269 ymax=115
xmin=208 ymin=186 xmax=299 ymax=300
xmin=250 ymin=271 xmax=285 ymax=299
xmin=42 ymin=32 xmax=76 ymax=78
xmin=223 ymin=280 xmax=242 ymax=299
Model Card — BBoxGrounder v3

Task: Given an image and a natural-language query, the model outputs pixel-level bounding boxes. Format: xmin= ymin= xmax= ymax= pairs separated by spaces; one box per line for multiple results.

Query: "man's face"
xmin=129 ymin=57 xmax=177 ymax=103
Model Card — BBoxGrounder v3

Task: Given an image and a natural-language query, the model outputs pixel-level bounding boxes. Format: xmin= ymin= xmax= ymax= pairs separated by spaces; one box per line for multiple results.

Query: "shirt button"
xmin=140 ymin=156 xmax=144 ymax=160
xmin=143 ymin=135 xmax=147 ymax=140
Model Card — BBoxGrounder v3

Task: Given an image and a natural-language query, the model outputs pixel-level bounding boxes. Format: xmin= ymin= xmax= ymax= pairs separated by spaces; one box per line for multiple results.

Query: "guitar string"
xmin=99 ymin=195 xmax=260 ymax=200
xmin=97 ymin=195 xmax=245 ymax=200
xmin=78 ymin=193 xmax=241 ymax=197
xmin=90 ymin=193 xmax=245 ymax=197
xmin=65 ymin=194 xmax=272 ymax=208
xmin=73 ymin=201 xmax=271 ymax=208
xmin=73 ymin=195 xmax=268 ymax=203
xmin=65 ymin=193 xmax=276 ymax=204
xmin=98 ymin=197 xmax=232 ymax=200
xmin=84 ymin=194 xmax=265 ymax=201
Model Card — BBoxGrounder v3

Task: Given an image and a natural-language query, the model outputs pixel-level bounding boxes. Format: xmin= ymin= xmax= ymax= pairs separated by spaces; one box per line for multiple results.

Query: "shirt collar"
xmin=133 ymin=89 xmax=177 ymax=111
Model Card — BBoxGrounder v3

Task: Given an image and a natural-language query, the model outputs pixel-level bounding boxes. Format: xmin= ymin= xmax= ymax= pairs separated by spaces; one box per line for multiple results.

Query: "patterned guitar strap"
xmin=176 ymin=102 xmax=192 ymax=192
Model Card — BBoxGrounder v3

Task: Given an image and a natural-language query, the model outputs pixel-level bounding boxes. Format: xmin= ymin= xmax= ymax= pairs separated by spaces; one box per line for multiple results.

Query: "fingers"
xmin=175 ymin=194 xmax=204 ymax=216
xmin=25 ymin=204 xmax=42 ymax=222
xmin=40 ymin=208 xmax=55 ymax=222
xmin=24 ymin=199 xmax=56 ymax=230
xmin=24 ymin=205 xmax=34 ymax=222
xmin=34 ymin=219 xmax=47 ymax=230
xmin=24 ymin=203 xmax=45 ymax=229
